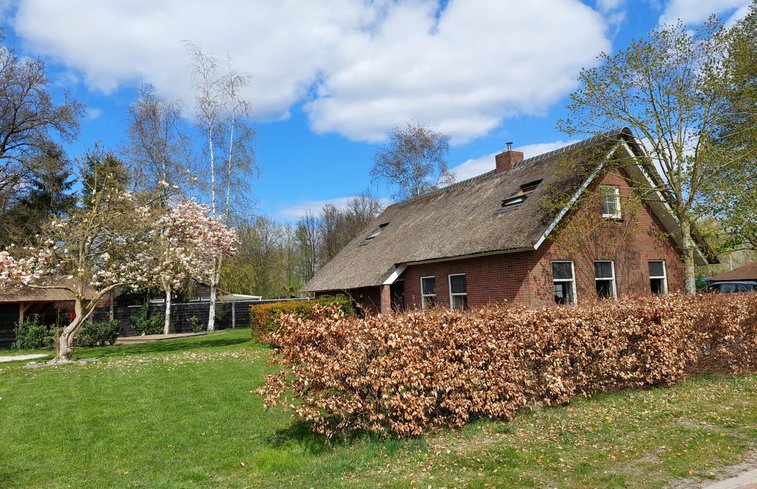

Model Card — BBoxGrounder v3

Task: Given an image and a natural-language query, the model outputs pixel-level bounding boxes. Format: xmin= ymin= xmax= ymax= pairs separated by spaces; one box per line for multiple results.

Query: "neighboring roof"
xmin=219 ymin=293 xmax=263 ymax=302
xmin=303 ymin=128 xmax=710 ymax=293
xmin=708 ymin=261 xmax=757 ymax=282
xmin=0 ymin=278 xmax=98 ymax=303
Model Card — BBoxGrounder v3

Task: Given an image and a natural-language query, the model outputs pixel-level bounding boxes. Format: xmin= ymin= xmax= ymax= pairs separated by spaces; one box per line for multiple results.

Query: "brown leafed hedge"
xmin=258 ymin=293 xmax=757 ymax=438
xmin=249 ymin=295 xmax=355 ymax=341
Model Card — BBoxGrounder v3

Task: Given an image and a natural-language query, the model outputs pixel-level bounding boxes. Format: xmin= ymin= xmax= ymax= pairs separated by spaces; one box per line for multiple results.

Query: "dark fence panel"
xmin=0 ymin=304 xmax=18 ymax=348
xmin=91 ymin=298 xmax=308 ymax=337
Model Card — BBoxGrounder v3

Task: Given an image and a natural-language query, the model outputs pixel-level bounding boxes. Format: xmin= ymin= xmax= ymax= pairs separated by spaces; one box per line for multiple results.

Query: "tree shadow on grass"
xmin=266 ymin=419 xmax=389 ymax=455
xmin=74 ymin=335 xmax=252 ymax=360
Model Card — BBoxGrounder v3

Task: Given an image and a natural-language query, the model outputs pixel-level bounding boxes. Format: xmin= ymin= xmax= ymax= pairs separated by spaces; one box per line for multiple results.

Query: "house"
xmin=302 ymin=128 xmax=715 ymax=313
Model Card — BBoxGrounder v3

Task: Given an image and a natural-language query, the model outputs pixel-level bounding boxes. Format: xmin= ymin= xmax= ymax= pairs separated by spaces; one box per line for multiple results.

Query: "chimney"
xmin=495 ymin=142 xmax=524 ymax=173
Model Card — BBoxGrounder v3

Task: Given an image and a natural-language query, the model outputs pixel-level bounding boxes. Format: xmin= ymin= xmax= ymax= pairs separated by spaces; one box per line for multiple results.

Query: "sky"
xmin=0 ymin=0 xmax=751 ymax=220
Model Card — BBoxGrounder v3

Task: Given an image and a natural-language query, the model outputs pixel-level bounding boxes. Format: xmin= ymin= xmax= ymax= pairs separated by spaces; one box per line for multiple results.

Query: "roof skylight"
xmin=500 ymin=179 xmax=543 ymax=212
xmin=363 ymin=223 xmax=389 ymax=243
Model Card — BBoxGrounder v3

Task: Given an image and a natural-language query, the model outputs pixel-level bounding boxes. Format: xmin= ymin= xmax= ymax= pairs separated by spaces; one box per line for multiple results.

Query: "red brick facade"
xmin=339 ymin=168 xmax=684 ymax=313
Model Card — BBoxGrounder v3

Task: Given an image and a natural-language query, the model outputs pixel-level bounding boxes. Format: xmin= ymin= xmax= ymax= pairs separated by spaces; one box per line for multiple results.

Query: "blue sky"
xmin=1 ymin=0 xmax=750 ymax=220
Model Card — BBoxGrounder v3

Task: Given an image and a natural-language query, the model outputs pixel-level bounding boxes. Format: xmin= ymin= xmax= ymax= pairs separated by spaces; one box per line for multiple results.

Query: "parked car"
xmin=700 ymin=281 xmax=757 ymax=293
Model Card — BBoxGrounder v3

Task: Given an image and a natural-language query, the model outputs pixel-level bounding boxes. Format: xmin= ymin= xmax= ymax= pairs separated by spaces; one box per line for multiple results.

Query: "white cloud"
xmin=595 ymin=0 xmax=626 ymax=29
xmin=659 ymin=0 xmax=751 ymax=25
xmin=280 ymin=196 xmax=393 ymax=219
xmin=449 ymin=140 xmax=572 ymax=181
xmin=85 ymin=107 xmax=102 ymax=120
xmin=13 ymin=0 xmax=610 ymax=143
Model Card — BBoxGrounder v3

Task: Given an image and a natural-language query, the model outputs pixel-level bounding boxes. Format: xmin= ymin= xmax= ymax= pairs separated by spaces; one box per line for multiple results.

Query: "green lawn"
xmin=0 ymin=329 xmax=754 ymax=488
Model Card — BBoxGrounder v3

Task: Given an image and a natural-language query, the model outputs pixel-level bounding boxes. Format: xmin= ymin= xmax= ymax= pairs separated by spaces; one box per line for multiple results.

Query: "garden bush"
xmin=130 ymin=302 xmax=163 ymax=335
xmin=13 ymin=315 xmax=55 ymax=349
xmin=75 ymin=320 xmax=120 ymax=347
xmin=250 ymin=295 xmax=355 ymax=341
xmin=258 ymin=293 xmax=757 ymax=438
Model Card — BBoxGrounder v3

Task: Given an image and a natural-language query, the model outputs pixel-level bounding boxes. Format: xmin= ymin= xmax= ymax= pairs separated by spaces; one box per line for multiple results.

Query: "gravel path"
xmin=0 ymin=353 xmax=48 ymax=363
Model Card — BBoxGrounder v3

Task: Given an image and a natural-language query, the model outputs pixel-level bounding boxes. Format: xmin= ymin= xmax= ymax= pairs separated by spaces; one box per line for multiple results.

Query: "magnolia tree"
xmin=197 ymin=209 xmax=238 ymax=331
xmin=149 ymin=200 xmax=238 ymax=334
xmin=0 ymin=176 xmax=157 ymax=363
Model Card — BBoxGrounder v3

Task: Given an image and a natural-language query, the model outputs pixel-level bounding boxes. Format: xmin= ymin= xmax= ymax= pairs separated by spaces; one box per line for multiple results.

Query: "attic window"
xmin=600 ymin=185 xmax=621 ymax=219
xmin=363 ymin=223 xmax=388 ymax=243
xmin=500 ymin=179 xmax=543 ymax=211
xmin=519 ymin=179 xmax=542 ymax=193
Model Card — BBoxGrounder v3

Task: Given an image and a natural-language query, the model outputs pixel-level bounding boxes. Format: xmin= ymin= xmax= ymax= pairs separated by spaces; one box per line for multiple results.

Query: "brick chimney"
xmin=495 ymin=142 xmax=524 ymax=173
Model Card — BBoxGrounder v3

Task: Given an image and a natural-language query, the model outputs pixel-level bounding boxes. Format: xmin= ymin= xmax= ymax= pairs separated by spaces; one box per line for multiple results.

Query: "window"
xmin=363 ymin=223 xmax=388 ymax=243
xmin=552 ymin=261 xmax=576 ymax=304
xmin=600 ymin=185 xmax=621 ymax=219
xmin=420 ymin=276 xmax=436 ymax=309
xmin=594 ymin=261 xmax=616 ymax=298
xmin=448 ymin=274 xmax=468 ymax=310
xmin=648 ymin=261 xmax=667 ymax=294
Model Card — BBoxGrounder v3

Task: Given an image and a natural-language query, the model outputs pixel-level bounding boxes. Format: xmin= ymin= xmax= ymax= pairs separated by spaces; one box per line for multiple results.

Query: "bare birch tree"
xmin=126 ymin=85 xmax=192 ymax=197
xmin=371 ymin=122 xmax=453 ymax=200
xmin=186 ymin=42 xmax=256 ymax=330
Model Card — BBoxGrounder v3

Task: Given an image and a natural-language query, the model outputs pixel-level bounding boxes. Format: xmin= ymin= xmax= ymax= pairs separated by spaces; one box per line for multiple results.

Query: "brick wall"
xmin=399 ymin=168 xmax=684 ymax=310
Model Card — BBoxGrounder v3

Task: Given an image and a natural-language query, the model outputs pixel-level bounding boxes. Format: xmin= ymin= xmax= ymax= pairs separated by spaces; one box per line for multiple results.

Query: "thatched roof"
xmin=708 ymin=261 xmax=757 ymax=282
xmin=303 ymin=129 xmax=707 ymax=293
xmin=0 ymin=278 xmax=98 ymax=303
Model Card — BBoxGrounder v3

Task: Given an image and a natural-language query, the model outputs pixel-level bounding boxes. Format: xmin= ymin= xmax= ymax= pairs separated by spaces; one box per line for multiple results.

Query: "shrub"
xmin=75 ymin=320 xmax=120 ymax=347
xmin=13 ymin=314 xmax=55 ymax=349
xmin=188 ymin=315 xmax=204 ymax=333
xmin=250 ymin=295 xmax=355 ymax=341
xmin=258 ymin=293 xmax=757 ymax=438
xmin=130 ymin=302 xmax=163 ymax=335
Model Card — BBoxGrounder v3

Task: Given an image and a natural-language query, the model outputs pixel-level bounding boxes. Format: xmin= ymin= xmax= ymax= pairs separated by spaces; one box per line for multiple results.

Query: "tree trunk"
xmin=207 ymin=278 xmax=217 ymax=332
xmin=207 ymin=256 xmax=222 ymax=331
xmin=209 ymin=124 xmax=216 ymax=215
xmin=680 ymin=216 xmax=697 ymax=294
xmin=163 ymin=284 xmax=172 ymax=335
xmin=54 ymin=299 xmax=85 ymax=363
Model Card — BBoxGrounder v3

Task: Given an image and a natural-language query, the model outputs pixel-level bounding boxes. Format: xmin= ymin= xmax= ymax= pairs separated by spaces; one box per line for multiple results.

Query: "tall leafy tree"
xmin=700 ymin=2 xmax=757 ymax=250
xmin=1 ymin=142 xmax=75 ymax=247
xmin=558 ymin=16 xmax=753 ymax=293
xmin=0 ymin=33 xmax=83 ymax=239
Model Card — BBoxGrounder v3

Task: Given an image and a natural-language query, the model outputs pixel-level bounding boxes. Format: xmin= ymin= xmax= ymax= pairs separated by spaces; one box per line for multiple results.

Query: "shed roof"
xmin=0 ymin=278 xmax=97 ymax=303
xmin=708 ymin=261 xmax=757 ymax=282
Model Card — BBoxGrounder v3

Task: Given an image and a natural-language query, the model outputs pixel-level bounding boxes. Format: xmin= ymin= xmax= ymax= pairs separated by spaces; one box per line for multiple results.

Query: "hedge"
xmin=75 ymin=320 xmax=120 ymax=347
xmin=258 ymin=293 xmax=757 ymax=438
xmin=249 ymin=295 xmax=355 ymax=341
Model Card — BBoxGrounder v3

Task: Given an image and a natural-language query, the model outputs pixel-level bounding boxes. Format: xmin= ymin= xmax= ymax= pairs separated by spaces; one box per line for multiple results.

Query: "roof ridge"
xmin=512 ymin=128 xmax=627 ymax=170
xmin=385 ymin=128 xmax=628 ymax=210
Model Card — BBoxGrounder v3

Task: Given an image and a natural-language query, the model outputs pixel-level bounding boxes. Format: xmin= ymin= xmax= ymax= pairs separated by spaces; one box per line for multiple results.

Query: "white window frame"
xmin=649 ymin=260 xmax=668 ymax=294
xmin=448 ymin=273 xmax=468 ymax=310
xmin=594 ymin=260 xmax=617 ymax=299
xmin=600 ymin=185 xmax=621 ymax=219
xmin=420 ymin=276 xmax=436 ymax=310
xmin=552 ymin=260 xmax=577 ymax=305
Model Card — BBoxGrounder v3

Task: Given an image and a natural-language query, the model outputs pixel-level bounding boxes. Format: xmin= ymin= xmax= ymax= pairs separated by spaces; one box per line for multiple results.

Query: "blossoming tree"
xmin=150 ymin=200 xmax=238 ymax=334
xmin=0 ymin=170 xmax=157 ymax=363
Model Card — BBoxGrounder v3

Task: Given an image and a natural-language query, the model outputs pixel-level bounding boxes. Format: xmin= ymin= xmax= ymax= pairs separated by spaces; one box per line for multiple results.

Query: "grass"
xmin=0 ymin=329 xmax=754 ymax=488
